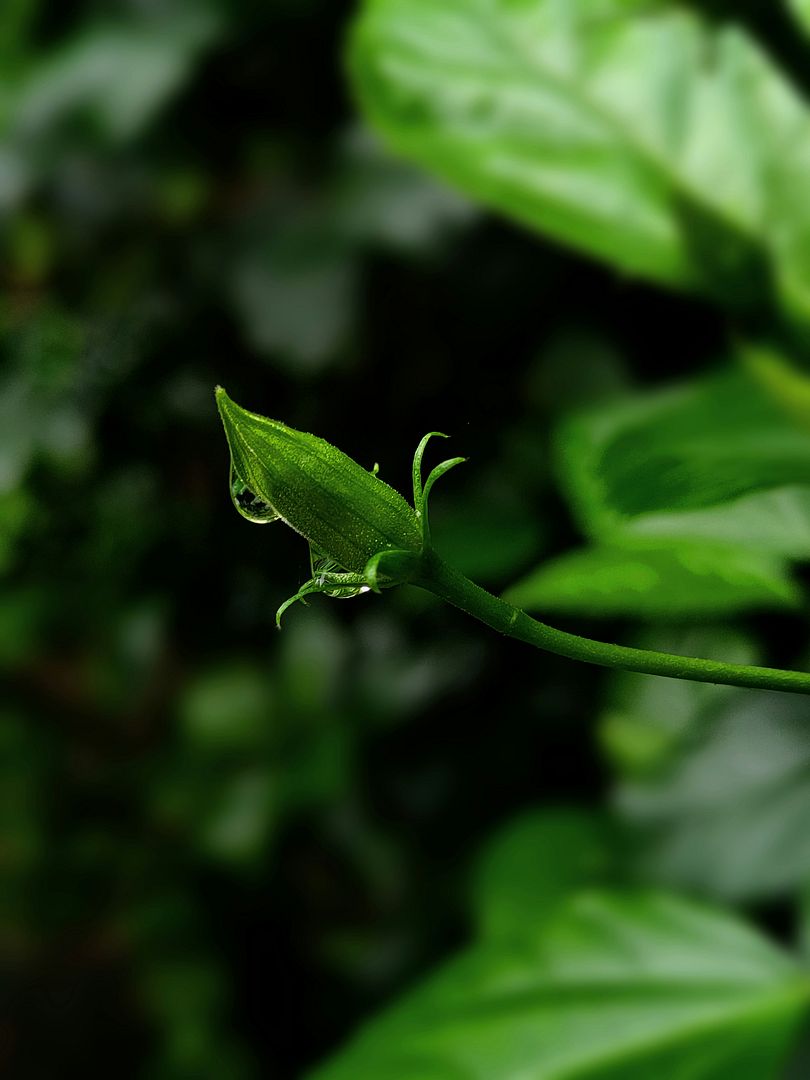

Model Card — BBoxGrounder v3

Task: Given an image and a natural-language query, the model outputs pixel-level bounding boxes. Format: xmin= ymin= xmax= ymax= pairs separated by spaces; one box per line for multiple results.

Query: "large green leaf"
xmin=472 ymin=808 xmax=613 ymax=941
xmin=556 ymin=365 xmax=810 ymax=556
xmin=613 ymin=683 xmax=810 ymax=901
xmin=349 ymin=0 xmax=810 ymax=321
xmin=309 ymin=889 xmax=808 ymax=1079
xmin=503 ymin=540 xmax=799 ymax=618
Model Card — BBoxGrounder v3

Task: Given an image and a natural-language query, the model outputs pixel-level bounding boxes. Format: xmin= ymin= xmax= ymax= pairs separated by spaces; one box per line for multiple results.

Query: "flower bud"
xmin=215 ymin=387 xmax=423 ymax=573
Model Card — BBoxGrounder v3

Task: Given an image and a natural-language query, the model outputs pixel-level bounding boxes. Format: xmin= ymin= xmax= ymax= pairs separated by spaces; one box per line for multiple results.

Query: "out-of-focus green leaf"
xmin=557 ymin=366 xmax=810 ymax=555
xmin=0 ymin=304 xmax=88 ymax=490
xmin=349 ymin=0 xmax=810 ymax=322
xmin=124 ymin=891 xmax=256 ymax=1078
xmin=196 ymin=768 xmax=277 ymax=866
xmin=335 ymin=128 xmax=476 ymax=252
xmin=353 ymin=609 xmax=481 ymax=721
xmin=278 ymin=608 xmax=349 ymax=716
xmin=472 ymin=808 xmax=612 ymax=941
xmin=230 ymin=225 xmax=357 ymax=372
xmin=12 ymin=12 xmax=220 ymax=143
xmin=5 ymin=210 xmax=53 ymax=285
xmin=179 ymin=664 xmax=274 ymax=754
xmin=504 ymin=541 xmax=799 ymax=618
xmin=309 ymin=889 xmax=808 ymax=1080
xmin=742 ymin=342 xmax=810 ymax=433
xmin=138 ymin=952 xmax=255 ymax=1079
xmin=613 ymin=681 xmax=810 ymax=900
xmin=227 ymin=130 xmax=475 ymax=374
xmin=599 ymin=626 xmax=758 ymax=778
xmin=149 ymin=760 xmax=279 ymax=869
xmin=787 ymin=0 xmax=810 ymax=36
xmin=0 ymin=9 xmax=221 ymax=215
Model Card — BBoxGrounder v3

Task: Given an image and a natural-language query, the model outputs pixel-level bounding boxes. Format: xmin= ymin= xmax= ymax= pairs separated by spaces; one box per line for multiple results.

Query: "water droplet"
xmin=230 ymin=468 xmax=279 ymax=524
xmin=310 ymin=546 xmax=367 ymax=599
xmin=324 ymin=582 xmax=368 ymax=600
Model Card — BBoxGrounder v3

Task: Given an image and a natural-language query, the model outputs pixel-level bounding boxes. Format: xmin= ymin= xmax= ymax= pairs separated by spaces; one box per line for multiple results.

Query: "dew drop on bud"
xmin=230 ymin=469 xmax=280 ymax=524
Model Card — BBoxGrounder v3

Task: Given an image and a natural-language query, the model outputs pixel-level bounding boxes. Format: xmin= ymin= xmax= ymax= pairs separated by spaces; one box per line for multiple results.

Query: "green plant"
xmin=209 ymin=3 xmax=810 ymax=1078
xmin=16 ymin=0 xmax=810 ymax=1076
xmin=217 ymin=388 xmax=810 ymax=695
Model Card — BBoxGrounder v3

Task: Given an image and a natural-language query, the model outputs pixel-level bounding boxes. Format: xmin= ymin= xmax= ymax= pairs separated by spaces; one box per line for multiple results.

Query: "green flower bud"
xmin=215 ymin=387 xmax=423 ymax=574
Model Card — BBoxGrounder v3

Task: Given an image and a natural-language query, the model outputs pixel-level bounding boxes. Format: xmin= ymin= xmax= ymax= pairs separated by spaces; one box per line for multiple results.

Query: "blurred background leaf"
xmin=471 ymin=806 xmax=615 ymax=941
xmin=349 ymin=0 xmax=810 ymax=331
xmin=556 ymin=365 xmax=810 ymax=554
xmin=310 ymin=887 xmax=809 ymax=1080
xmin=787 ymin=0 xmax=810 ymax=37
xmin=612 ymin=679 xmax=810 ymax=901
xmin=504 ymin=541 xmax=800 ymax=619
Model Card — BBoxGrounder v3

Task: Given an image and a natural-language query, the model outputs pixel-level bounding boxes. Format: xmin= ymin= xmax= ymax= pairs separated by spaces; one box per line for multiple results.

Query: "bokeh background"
xmin=4 ymin=1 xmax=810 ymax=1077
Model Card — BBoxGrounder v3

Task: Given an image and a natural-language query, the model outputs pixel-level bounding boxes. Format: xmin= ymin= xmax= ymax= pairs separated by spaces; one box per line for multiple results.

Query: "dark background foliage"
xmin=3 ymin=1 xmax=810 ymax=1077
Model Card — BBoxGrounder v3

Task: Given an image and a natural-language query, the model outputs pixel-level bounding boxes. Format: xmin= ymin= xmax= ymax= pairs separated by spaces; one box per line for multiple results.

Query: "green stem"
xmin=416 ymin=552 xmax=810 ymax=695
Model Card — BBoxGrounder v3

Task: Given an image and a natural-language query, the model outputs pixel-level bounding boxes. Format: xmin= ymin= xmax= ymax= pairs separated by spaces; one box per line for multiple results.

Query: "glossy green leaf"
xmin=349 ymin=0 xmax=810 ymax=321
xmin=309 ymin=889 xmax=808 ymax=1080
xmin=504 ymin=541 xmax=799 ymax=618
xmin=557 ymin=366 xmax=810 ymax=555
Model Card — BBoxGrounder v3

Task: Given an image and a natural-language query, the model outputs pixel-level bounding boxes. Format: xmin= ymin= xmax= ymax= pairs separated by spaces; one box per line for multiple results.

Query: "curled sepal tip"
xmin=412 ymin=431 xmax=467 ymax=547
xmin=275 ymin=548 xmax=420 ymax=627
xmin=276 ymin=571 xmax=371 ymax=628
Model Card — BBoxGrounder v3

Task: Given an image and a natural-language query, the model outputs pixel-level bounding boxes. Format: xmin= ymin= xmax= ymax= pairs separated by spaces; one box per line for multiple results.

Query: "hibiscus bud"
xmin=215 ymin=387 xmax=422 ymax=574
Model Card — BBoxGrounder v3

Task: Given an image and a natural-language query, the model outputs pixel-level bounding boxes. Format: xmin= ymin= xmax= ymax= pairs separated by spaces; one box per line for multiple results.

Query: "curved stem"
xmin=416 ymin=552 xmax=810 ymax=695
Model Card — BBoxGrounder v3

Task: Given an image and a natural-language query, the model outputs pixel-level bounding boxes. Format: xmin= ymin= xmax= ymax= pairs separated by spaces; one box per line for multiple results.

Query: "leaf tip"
xmin=214 ymin=384 xmax=231 ymax=418
xmin=214 ymin=386 xmax=245 ymax=435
